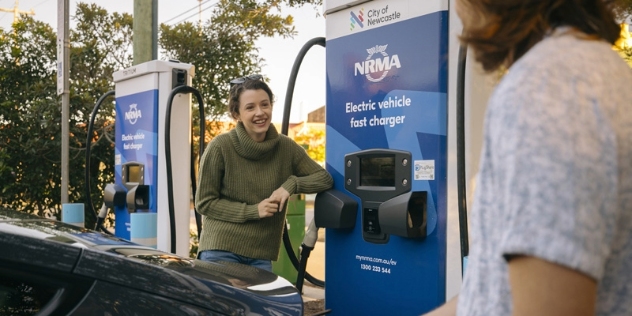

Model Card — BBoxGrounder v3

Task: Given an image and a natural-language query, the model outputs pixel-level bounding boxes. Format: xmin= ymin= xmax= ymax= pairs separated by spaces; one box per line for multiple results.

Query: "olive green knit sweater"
xmin=195 ymin=122 xmax=333 ymax=261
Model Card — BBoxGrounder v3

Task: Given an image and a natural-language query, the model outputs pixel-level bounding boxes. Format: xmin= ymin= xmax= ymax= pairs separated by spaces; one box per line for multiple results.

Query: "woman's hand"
xmin=258 ymin=198 xmax=280 ymax=218
xmin=269 ymin=187 xmax=290 ymax=212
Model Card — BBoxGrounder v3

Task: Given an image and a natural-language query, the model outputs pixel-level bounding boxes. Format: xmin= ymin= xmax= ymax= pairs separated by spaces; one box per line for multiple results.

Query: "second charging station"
xmin=111 ymin=60 xmax=194 ymax=257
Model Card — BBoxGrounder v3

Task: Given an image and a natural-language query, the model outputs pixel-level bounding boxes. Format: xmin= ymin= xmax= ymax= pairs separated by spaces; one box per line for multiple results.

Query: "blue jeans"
xmin=198 ymin=250 xmax=273 ymax=272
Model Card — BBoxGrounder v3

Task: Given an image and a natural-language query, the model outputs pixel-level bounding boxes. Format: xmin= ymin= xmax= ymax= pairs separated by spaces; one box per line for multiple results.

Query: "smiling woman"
xmin=235 ymin=89 xmax=273 ymax=142
xmin=229 ymin=76 xmax=274 ymax=142
xmin=194 ymin=75 xmax=333 ymax=272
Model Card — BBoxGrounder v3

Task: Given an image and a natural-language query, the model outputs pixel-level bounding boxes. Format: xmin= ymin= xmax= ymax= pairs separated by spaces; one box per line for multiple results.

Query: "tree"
xmin=0 ymin=17 xmax=66 ymax=219
xmin=0 ymin=4 xmax=133 ymax=227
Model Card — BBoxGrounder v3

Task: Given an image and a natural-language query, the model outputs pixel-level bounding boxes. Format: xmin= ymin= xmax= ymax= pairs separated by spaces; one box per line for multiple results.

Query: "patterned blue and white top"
xmin=457 ymin=27 xmax=632 ymax=315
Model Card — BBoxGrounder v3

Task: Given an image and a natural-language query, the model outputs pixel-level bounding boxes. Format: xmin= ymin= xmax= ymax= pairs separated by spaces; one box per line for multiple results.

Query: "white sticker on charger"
xmin=414 ymin=160 xmax=435 ymax=180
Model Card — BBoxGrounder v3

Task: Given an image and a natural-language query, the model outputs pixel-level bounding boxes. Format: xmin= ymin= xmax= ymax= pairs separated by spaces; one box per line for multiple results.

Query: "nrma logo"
xmin=350 ymin=8 xmax=364 ymax=30
xmin=355 ymin=44 xmax=401 ymax=83
xmin=125 ymin=103 xmax=142 ymax=125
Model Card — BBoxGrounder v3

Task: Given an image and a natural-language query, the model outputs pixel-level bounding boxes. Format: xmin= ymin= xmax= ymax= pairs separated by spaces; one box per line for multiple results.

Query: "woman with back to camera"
xmin=426 ymin=0 xmax=632 ymax=315
xmin=195 ymin=74 xmax=333 ymax=272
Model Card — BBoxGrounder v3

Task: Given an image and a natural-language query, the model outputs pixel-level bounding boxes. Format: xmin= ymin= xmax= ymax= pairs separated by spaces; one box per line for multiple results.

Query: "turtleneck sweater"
xmin=195 ymin=122 xmax=333 ymax=260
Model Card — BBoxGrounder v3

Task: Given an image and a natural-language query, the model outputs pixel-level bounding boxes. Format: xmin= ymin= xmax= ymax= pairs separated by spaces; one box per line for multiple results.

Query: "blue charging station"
xmin=111 ymin=60 xmax=194 ymax=257
xmin=321 ymin=1 xmax=451 ymax=314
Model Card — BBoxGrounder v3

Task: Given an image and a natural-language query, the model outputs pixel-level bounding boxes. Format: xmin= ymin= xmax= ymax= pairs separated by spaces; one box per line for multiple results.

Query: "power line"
xmin=169 ymin=1 xmax=218 ymax=25
xmin=163 ymin=0 xmax=213 ymax=24
xmin=33 ymin=0 xmax=51 ymax=9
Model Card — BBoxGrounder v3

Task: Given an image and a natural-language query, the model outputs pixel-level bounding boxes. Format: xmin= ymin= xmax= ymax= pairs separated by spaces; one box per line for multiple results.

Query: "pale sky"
xmin=0 ymin=0 xmax=326 ymax=123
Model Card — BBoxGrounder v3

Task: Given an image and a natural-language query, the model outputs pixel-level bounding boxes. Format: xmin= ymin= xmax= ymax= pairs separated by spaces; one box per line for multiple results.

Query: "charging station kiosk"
xmin=317 ymin=0 xmax=478 ymax=314
xmin=111 ymin=60 xmax=194 ymax=257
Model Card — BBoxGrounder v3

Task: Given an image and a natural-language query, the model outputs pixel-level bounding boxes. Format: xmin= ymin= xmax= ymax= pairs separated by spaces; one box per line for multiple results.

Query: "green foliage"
xmin=0 ymin=17 xmax=64 ymax=219
xmin=0 ymin=4 xmax=133 ymax=226
xmin=190 ymin=229 xmax=199 ymax=259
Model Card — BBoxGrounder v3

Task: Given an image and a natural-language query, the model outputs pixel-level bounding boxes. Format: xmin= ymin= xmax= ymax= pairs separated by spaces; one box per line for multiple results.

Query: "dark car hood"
xmin=0 ymin=208 xmax=303 ymax=315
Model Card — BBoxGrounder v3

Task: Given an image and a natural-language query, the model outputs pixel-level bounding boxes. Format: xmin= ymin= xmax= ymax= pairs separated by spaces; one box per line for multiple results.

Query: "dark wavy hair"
xmin=228 ymin=78 xmax=275 ymax=120
xmin=457 ymin=0 xmax=620 ymax=72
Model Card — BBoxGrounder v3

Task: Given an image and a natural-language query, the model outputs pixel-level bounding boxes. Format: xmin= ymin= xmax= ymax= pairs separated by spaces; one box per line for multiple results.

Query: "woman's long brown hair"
xmin=458 ymin=0 xmax=621 ymax=72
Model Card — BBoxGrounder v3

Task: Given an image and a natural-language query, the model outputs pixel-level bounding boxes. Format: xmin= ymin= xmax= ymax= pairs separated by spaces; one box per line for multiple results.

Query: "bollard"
xmin=130 ymin=212 xmax=157 ymax=248
xmin=62 ymin=203 xmax=85 ymax=227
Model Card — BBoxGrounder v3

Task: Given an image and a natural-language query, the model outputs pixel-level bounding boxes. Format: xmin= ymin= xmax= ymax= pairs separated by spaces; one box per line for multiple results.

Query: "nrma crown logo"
xmin=350 ymin=8 xmax=364 ymax=30
xmin=124 ymin=103 xmax=142 ymax=125
xmin=355 ymin=44 xmax=401 ymax=83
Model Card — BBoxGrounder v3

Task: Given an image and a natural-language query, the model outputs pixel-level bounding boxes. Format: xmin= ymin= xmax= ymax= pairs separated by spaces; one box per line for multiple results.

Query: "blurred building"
xmin=285 ymin=106 xmax=325 ymax=139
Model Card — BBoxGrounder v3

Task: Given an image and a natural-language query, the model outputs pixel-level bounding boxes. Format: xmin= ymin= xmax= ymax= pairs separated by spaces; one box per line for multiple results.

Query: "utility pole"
xmin=133 ymin=0 xmax=158 ymax=64
xmin=57 ymin=0 xmax=69 ymax=204
xmin=0 ymin=0 xmax=35 ymax=25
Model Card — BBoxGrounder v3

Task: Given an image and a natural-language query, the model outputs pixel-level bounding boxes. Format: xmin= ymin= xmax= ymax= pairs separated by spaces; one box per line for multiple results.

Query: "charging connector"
xmin=303 ymin=219 xmax=319 ymax=250
xmin=296 ymin=219 xmax=320 ymax=293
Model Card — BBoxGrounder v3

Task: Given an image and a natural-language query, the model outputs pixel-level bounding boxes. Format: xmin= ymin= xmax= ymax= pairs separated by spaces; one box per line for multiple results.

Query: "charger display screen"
xmin=126 ymin=165 xmax=142 ymax=184
xmin=360 ymin=156 xmax=395 ymax=187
